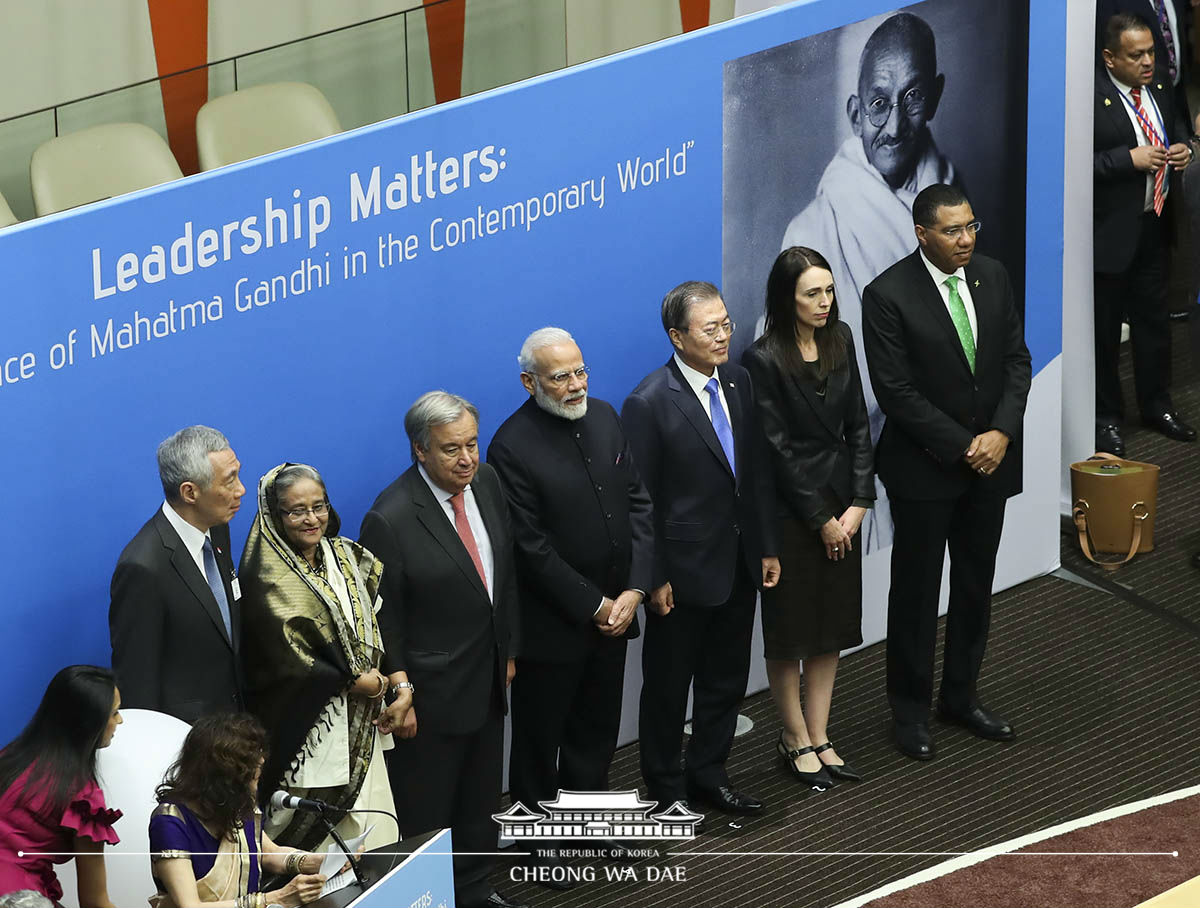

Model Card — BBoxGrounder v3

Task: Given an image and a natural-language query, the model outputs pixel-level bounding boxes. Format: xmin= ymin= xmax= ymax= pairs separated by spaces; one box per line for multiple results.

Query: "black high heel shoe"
xmin=776 ymin=733 xmax=833 ymax=790
xmin=812 ymin=741 xmax=863 ymax=782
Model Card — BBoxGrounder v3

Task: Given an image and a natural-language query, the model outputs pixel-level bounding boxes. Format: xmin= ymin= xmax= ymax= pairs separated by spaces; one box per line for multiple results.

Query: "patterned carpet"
xmin=493 ymin=321 xmax=1200 ymax=908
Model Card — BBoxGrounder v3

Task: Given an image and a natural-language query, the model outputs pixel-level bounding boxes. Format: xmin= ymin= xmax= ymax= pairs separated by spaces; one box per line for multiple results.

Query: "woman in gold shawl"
xmin=239 ymin=463 xmax=397 ymax=853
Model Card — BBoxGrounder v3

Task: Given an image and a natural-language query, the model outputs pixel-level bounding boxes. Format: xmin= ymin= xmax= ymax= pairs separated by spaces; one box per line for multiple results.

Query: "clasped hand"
xmin=1131 ymin=143 xmax=1192 ymax=173
xmin=595 ymin=589 xmax=641 ymax=636
xmin=964 ymin=429 xmax=1009 ymax=475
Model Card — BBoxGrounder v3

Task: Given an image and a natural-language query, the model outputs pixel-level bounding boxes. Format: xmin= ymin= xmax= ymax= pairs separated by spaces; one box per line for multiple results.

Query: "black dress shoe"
xmin=686 ymin=783 xmax=764 ymax=816
xmin=1095 ymin=423 xmax=1125 ymax=456
xmin=1142 ymin=411 xmax=1197 ymax=442
xmin=937 ymin=703 xmax=1016 ymax=741
xmin=893 ymin=721 xmax=935 ymax=760
xmin=812 ymin=741 xmax=863 ymax=782
xmin=471 ymin=891 xmax=530 ymax=908
xmin=521 ymin=848 xmax=575 ymax=890
xmin=776 ymin=733 xmax=833 ymax=790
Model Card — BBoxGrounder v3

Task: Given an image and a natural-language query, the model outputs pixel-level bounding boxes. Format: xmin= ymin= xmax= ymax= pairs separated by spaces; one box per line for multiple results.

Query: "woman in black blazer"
xmin=742 ymin=246 xmax=874 ymax=787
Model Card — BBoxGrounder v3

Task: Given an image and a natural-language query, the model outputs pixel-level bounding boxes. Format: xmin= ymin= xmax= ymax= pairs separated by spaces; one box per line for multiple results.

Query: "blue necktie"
xmin=202 ymin=537 xmax=233 ymax=641
xmin=704 ymin=377 xmax=736 ymax=477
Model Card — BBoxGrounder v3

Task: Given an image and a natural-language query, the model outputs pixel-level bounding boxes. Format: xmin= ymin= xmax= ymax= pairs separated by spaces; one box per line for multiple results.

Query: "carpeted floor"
xmin=866 ymin=792 xmax=1200 ymax=908
xmin=493 ymin=322 xmax=1200 ymax=908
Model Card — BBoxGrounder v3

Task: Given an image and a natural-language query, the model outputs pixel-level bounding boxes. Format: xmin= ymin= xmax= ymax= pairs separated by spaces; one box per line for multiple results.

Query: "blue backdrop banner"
xmin=0 ymin=0 xmax=1064 ymax=740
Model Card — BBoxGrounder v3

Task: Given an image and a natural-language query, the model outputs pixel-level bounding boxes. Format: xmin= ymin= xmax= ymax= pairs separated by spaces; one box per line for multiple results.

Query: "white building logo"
xmin=493 ymin=790 xmax=702 ymax=840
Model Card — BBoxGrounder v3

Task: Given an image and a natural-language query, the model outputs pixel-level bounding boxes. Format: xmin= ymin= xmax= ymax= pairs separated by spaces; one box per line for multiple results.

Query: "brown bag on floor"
xmin=1070 ymin=452 xmax=1159 ymax=571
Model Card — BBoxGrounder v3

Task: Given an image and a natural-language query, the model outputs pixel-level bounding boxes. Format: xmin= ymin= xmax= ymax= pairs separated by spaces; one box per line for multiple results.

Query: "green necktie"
xmin=944 ymin=275 xmax=976 ymax=373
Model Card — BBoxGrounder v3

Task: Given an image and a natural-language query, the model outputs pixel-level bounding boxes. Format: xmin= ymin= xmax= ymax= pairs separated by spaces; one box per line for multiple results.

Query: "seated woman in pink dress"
xmin=0 ymin=665 xmax=123 ymax=906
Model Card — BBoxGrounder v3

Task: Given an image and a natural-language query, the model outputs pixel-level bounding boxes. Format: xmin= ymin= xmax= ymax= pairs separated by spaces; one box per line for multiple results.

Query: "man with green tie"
xmin=861 ymin=184 xmax=1032 ymax=762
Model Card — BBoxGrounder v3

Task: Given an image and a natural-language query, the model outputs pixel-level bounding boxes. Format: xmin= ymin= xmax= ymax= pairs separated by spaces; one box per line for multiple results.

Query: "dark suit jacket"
xmin=1096 ymin=0 xmax=1192 ymax=135
xmin=358 ymin=463 xmax=517 ymax=736
xmin=109 ymin=510 xmax=243 ymax=722
xmin=1094 ymin=68 xmax=1182 ymax=272
xmin=487 ymin=397 xmax=654 ymax=663
xmin=862 ymin=251 xmax=1032 ymax=501
xmin=621 ymin=358 xmax=777 ymax=608
xmin=741 ymin=322 xmax=874 ymax=529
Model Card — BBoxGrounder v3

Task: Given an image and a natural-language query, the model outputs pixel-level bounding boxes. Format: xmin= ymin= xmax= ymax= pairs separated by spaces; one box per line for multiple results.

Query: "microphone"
xmin=270 ymin=791 xmax=335 ymax=814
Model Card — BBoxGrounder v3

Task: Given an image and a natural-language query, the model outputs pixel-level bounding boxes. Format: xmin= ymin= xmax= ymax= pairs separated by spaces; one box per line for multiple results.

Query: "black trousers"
xmin=887 ymin=489 xmax=1007 ymax=724
xmin=386 ymin=688 xmax=503 ymax=907
xmin=509 ymin=635 xmax=628 ymax=843
xmin=639 ymin=558 xmax=756 ymax=804
xmin=1095 ymin=212 xmax=1172 ymax=423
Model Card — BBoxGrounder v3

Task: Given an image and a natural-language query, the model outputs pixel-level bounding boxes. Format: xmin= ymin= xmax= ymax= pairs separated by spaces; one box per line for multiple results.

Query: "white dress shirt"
xmin=920 ymin=250 xmax=978 ymax=344
xmin=673 ymin=353 xmax=733 ymax=429
xmin=418 ymin=464 xmax=495 ymax=599
xmin=161 ymin=500 xmax=213 ymax=579
xmin=1108 ymin=71 xmax=1169 ymax=212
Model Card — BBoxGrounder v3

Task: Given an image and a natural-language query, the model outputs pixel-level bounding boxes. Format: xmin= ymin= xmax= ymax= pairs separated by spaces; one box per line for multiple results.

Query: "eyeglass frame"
xmin=864 ymin=85 xmax=929 ymax=128
xmin=279 ymin=501 xmax=330 ymax=522
xmin=937 ymin=219 xmax=982 ymax=240
xmin=685 ymin=319 xmax=736 ymax=341
xmin=526 ymin=365 xmax=589 ymax=387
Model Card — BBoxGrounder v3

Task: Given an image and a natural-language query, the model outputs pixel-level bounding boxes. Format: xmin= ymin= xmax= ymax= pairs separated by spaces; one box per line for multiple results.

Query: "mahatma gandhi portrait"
xmin=723 ymin=0 xmax=1029 ymax=553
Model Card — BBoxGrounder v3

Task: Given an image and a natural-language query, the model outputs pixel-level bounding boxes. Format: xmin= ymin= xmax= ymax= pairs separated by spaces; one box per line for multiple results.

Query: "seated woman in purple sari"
xmin=149 ymin=714 xmax=327 ymax=908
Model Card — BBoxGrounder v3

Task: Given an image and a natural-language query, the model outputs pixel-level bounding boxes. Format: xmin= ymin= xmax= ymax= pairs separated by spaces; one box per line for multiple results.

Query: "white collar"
xmin=418 ymin=463 xmax=471 ymax=505
xmin=160 ymin=500 xmax=211 ymax=555
xmin=673 ymin=352 xmax=720 ymax=395
xmin=919 ymin=249 xmax=967 ymax=287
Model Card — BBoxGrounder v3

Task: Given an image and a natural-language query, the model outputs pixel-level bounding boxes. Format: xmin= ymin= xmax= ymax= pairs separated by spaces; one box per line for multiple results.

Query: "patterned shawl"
xmin=238 ymin=463 xmax=385 ymax=850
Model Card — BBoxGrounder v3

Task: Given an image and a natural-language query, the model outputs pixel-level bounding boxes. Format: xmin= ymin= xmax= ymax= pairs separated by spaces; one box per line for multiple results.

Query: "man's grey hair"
xmin=0 ymin=890 xmax=55 ymax=908
xmin=404 ymin=391 xmax=480 ymax=463
xmin=518 ymin=326 xmax=576 ymax=373
xmin=157 ymin=425 xmax=231 ymax=501
xmin=661 ymin=280 xmax=721 ymax=334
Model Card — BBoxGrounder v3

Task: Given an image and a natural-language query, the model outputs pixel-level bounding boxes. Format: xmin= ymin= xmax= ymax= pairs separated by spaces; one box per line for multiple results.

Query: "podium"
xmin=309 ymin=828 xmax=456 ymax=908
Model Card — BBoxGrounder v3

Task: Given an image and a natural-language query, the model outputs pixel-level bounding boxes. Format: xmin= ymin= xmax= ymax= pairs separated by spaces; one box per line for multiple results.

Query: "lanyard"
xmin=1117 ymin=84 xmax=1168 ymax=147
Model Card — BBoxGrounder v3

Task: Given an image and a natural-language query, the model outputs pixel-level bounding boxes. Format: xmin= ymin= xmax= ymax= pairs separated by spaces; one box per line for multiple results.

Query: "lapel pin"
xmin=974 ymin=280 xmax=980 ymax=288
xmin=1156 ymin=83 xmax=1163 ymax=91
xmin=729 ymin=381 xmax=736 ymax=388
xmin=1104 ymin=98 xmax=1112 ymax=107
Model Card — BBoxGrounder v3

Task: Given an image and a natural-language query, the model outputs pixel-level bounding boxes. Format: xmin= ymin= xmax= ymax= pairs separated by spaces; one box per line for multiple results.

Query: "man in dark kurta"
xmin=488 ymin=327 xmax=654 ymax=887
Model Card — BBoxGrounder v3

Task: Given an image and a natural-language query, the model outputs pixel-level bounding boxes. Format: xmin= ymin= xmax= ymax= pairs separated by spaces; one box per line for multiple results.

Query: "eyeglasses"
xmin=938 ymin=220 xmax=982 ymax=240
xmin=281 ymin=502 xmax=329 ymax=522
xmin=865 ymin=86 xmax=928 ymax=127
xmin=535 ymin=366 xmax=589 ymax=386
xmin=694 ymin=320 xmax=735 ymax=340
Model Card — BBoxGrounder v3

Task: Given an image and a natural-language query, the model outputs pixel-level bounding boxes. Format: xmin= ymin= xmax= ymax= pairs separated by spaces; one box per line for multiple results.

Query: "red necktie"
xmin=450 ymin=491 xmax=488 ymax=591
xmin=1131 ymin=87 xmax=1166 ymax=216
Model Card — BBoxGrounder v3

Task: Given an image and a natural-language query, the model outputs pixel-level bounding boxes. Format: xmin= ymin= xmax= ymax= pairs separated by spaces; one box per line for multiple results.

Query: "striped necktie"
xmin=1130 ymin=86 xmax=1166 ymax=216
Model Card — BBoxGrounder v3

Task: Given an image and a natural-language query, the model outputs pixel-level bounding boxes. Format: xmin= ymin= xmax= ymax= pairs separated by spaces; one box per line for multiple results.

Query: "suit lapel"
xmin=911 ymin=253 xmax=973 ymax=377
xmin=1097 ymin=75 xmax=1138 ymax=146
xmin=154 ymin=511 xmax=233 ymax=648
xmin=788 ymin=366 xmax=842 ymax=441
xmin=667 ymin=358 xmax=735 ymax=480
xmin=408 ymin=471 xmax=491 ymax=603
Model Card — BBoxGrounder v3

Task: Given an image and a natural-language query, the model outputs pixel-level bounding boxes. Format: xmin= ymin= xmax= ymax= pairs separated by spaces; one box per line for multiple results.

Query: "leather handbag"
xmin=1070 ymin=452 xmax=1158 ymax=571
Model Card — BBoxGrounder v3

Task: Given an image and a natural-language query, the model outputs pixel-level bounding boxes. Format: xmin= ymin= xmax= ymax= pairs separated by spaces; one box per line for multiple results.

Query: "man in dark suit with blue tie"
xmin=109 ymin=425 xmax=246 ymax=722
xmin=622 ymin=282 xmax=780 ymax=819
xmin=862 ymin=184 xmax=1031 ymax=761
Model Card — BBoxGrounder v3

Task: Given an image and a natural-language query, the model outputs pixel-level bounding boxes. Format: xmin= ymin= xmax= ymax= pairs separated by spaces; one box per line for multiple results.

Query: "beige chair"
xmin=196 ymin=81 xmax=342 ymax=171
xmin=30 ymin=122 xmax=183 ymax=217
xmin=0 ymin=190 xmax=18 ymax=229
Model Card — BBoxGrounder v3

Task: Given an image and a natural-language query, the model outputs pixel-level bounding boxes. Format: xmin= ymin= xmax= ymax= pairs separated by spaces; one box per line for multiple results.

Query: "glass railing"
xmin=0 ymin=0 xmax=734 ymax=223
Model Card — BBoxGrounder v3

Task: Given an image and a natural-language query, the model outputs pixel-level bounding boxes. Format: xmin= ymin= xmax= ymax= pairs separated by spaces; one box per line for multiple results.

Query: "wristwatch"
xmin=385 ymin=680 xmax=415 ymax=705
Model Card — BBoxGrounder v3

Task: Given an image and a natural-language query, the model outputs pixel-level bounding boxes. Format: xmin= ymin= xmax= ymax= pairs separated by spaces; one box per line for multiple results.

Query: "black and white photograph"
xmin=722 ymin=0 xmax=1030 ymax=552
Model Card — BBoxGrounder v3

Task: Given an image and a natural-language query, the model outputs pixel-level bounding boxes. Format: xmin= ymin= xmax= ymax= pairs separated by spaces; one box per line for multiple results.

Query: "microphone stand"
xmin=318 ymin=806 xmax=368 ymax=892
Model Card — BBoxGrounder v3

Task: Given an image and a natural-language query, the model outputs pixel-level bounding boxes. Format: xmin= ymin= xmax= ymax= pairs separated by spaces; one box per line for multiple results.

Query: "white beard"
xmin=534 ymin=383 xmax=588 ymax=421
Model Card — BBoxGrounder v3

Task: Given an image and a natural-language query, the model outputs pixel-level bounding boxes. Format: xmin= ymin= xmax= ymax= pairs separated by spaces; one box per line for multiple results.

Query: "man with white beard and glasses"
xmin=488 ymin=327 xmax=654 ymax=889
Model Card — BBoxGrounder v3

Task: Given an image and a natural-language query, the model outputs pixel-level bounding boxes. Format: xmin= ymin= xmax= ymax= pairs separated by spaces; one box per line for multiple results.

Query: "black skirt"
xmin=760 ymin=516 xmax=863 ymax=661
